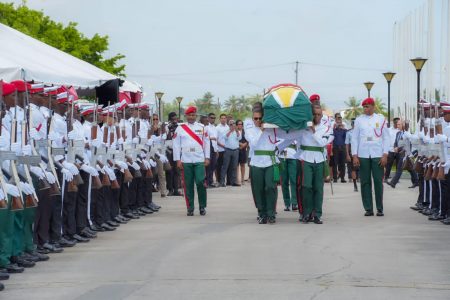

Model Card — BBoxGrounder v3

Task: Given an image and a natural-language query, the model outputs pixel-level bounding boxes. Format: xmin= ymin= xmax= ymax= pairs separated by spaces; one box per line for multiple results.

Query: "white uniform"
xmin=351 ymin=113 xmax=390 ymax=158
xmin=173 ymin=122 xmax=210 ymax=163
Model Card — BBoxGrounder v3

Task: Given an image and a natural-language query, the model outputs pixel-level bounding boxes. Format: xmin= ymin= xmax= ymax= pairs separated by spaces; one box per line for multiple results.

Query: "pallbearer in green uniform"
xmin=246 ymin=108 xmax=287 ymax=224
xmin=173 ymin=106 xmax=210 ymax=216
xmin=351 ymin=98 xmax=390 ymax=216
xmin=278 ymin=141 xmax=298 ymax=211
xmin=279 ymin=105 xmax=333 ymax=224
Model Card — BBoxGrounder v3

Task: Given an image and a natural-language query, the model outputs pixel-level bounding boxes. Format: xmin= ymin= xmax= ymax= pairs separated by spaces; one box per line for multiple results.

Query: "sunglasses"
xmin=237 ymin=123 xmax=243 ymax=126
xmin=253 ymin=117 xmax=262 ymax=121
xmin=313 ymin=113 xmax=322 ymax=116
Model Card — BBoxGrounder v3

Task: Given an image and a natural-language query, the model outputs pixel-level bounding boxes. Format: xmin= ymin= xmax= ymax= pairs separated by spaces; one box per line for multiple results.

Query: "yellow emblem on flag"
xmin=274 ymin=87 xmax=297 ymax=108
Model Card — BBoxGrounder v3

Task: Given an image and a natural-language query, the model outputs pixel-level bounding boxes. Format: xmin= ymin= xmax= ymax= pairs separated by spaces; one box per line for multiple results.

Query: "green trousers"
xmin=0 ymin=197 xmax=13 ymax=267
xmin=12 ymin=209 xmax=24 ymax=256
xmin=23 ymin=205 xmax=36 ymax=252
xmin=280 ymin=158 xmax=298 ymax=207
xmin=301 ymin=161 xmax=324 ymax=218
xmin=182 ymin=163 xmax=207 ymax=211
xmin=359 ymin=158 xmax=384 ymax=212
xmin=250 ymin=166 xmax=278 ymax=218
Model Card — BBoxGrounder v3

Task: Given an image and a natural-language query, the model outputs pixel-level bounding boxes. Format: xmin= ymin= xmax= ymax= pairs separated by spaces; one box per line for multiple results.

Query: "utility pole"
xmin=295 ymin=61 xmax=299 ymax=85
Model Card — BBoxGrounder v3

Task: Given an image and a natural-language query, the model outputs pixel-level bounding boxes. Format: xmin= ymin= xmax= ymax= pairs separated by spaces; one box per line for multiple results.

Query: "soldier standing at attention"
xmin=351 ymin=98 xmax=390 ymax=217
xmin=173 ymin=107 xmax=210 ymax=216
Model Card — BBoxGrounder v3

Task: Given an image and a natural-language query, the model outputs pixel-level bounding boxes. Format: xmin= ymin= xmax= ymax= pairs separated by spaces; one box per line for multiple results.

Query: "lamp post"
xmin=410 ymin=58 xmax=427 ymax=121
xmin=155 ymin=92 xmax=164 ymax=121
xmin=364 ymin=82 xmax=374 ymax=98
xmin=176 ymin=96 xmax=183 ymax=119
xmin=383 ymin=72 xmax=396 ymax=127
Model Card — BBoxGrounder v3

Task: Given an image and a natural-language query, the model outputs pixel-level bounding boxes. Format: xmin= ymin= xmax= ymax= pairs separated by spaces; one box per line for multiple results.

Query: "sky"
xmin=8 ymin=0 xmax=426 ymax=110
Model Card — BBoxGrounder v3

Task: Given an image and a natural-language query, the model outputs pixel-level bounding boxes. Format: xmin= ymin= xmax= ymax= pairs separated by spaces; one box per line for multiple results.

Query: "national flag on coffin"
xmin=262 ymin=83 xmax=312 ymax=131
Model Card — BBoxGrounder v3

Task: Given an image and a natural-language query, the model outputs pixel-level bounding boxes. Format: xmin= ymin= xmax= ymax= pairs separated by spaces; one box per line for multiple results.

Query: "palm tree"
xmin=237 ymin=96 xmax=251 ymax=114
xmin=224 ymin=96 xmax=239 ymax=115
xmin=374 ymin=97 xmax=387 ymax=117
xmin=343 ymin=97 xmax=362 ymax=120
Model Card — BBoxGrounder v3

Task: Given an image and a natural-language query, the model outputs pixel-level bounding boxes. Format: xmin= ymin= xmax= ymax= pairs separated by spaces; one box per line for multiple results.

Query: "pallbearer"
xmin=173 ymin=106 xmax=210 ymax=216
xmin=351 ymin=98 xmax=390 ymax=217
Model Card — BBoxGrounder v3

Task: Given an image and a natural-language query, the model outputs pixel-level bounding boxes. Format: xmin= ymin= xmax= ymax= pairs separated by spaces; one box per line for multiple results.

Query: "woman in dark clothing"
xmin=236 ymin=120 xmax=248 ymax=185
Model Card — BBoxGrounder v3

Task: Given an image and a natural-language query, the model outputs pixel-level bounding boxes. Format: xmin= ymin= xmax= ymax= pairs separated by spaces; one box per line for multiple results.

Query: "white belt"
xmin=364 ymin=136 xmax=380 ymax=142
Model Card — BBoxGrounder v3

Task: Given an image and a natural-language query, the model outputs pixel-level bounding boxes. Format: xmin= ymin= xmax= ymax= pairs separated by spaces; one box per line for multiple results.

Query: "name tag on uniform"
xmin=367 ymin=137 xmax=373 ymax=142
xmin=190 ymin=147 xmax=196 ymax=152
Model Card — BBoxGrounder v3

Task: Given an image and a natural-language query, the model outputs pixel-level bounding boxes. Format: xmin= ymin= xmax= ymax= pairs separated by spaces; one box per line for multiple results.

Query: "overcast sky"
xmin=10 ymin=0 xmax=425 ymax=110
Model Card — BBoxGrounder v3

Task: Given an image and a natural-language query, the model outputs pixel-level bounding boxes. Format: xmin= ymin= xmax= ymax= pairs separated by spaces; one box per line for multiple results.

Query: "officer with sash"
xmin=351 ymin=98 xmax=390 ymax=217
xmin=173 ymin=106 xmax=210 ymax=216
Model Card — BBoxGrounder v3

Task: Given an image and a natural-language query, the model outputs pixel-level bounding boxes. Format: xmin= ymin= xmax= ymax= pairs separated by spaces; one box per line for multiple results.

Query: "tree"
xmin=0 ymin=2 xmax=126 ymax=76
xmin=194 ymin=92 xmax=217 ymax=114
xmin=374 ymin=98 xmax=387 ymax=117
xmin=343 ymin=97 xmax=362 ymax=120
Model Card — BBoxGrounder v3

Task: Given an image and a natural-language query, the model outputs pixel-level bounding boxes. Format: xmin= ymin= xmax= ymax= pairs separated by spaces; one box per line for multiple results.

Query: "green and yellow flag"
xmin=262 ymin=83 xmax=312 ymax=131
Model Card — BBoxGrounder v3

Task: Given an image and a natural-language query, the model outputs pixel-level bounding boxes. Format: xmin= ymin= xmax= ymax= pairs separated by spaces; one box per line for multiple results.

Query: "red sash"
xmin=180 ymin=124 xmax=203 ymax=147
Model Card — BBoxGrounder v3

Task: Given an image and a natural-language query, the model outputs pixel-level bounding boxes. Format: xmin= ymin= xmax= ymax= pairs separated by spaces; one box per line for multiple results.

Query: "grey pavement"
xmin=3 ymin=179 xmax=450 ymax=300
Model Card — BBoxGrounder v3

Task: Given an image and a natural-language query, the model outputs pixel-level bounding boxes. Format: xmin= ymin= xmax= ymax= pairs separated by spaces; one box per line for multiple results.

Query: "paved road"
xmin=3 ymin=180 xmax=450 ymax=299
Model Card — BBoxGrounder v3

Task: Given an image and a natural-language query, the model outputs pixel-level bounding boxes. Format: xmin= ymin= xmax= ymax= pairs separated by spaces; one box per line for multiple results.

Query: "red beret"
xmin=184 ymin=106 xmax=197 ymax=115
xmin=361 ymin=97 xmax=375 ymax=106
xmin=440 ymin=101 xmax=450 ymax=107
xmin=309 ymin=94 xmax=320 ymax=102
xmin=2 ymin=81 xmax=16 ymax=96
xmin=10 ymin=80 xmax=30 ymax=93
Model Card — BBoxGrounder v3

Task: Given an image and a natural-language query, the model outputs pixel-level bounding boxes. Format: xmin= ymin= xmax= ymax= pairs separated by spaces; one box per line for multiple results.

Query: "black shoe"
xmin=25 ymin=250 xmax=49 ymax=262
xmin=11 ymin=256 xmax=35 ymax=268
xmin=81 ymin=228 xmax=97 ymax=238
xmin=354 ymin=187 xmax=358 ymax=192
xmin=139 ymin=207 xmax=154 ymax=214
xmin=301 ymin=217 xmax=310 ymax=224
xmin=440 ymin=218 xmax=450 ymax=225
xmin=80 ymin=231 xmax=96 ymax=239
xmin=151 ymin=203 xmax=161 ymax=210
xmin=41 ymin=242 xmax=64 ymax=252
xmin=118 ymin=214 xmax=131 ymax=222
xmin=36 ymin=247 xmax=50 ymax=255
xmin=340 ymin=179 xmax=347 ymax=183
xmin=58 ymin=237 xmax=76 ymax=248
xmin=387 ymin=181 xmax=395 ymax=188
xmin=231 ymin=183 xmax=241 ymax=187
xmin=219 ymin=183 xmax=226 ymax=187
xmin=107 ymin=220 xmax=120 ymax=227
xmin=284 ymin=206 xmax=290 ymax=212
xmin=376 ymin=211 xmax=384 ymax=217
xmin=409 ymin=184 xmax=419 ymax=188
xmin=422 ymin=208 xmax=432 ymax=216
xmin=20 ymin=252 xmax=39 ymax=263
xmin=72 ymin=234 xmax=90 ymax=243
xmin=114 ymin=217 xmax=128 ymax=224
xmin=268 ymin=216 xmax=276 ymax=224
xmin=85 ymin=228 xmax=98 ymax=236
xmin=167 ymin=191 xmax=174 ymax=196
xmin=292 ymin=205 xmax=298 ymax=211
xmin=333 ymin=179 xmax=338 ymax=183
xmin=313 ymin=217 xmax=323 ymax=224
xmin=90 ymin=224 xmax=105 ymax=232
xmin=429 ymin=214 xmax=445 ymax=221
xmin=0 ymin=282 xmax=4 ymax=291
xmin=187 ymin=211 xmax=194 ymax=216
xmin=173 ymin=191 xmax=182 ymax=196
xmin=364 ymin=211 xmax=374 ymax=216
xmin=258 ymin=217 xmax=267 ymax=224
xmin=125 ymin=212 xmax=139 ymax=219
xmin=199 ymin=207 xmax=206 ymax=216
xmin=101 ymin=223 xmax=116 ymax=231
xmin=6 ymin=264 xmax=24 ymax=274
xmin=146 ymin=205 xmax=158 ymax=213
xmin=0 ymin=272 xmax=9 ymax=280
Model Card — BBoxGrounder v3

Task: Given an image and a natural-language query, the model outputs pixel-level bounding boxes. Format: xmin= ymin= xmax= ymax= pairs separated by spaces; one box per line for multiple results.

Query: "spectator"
xmin=216 ymin=114 xmax=229 ymax=184
xmin=385 ymin=117 xmax=400 ymax=181
xmin=206 ymin=113 xmax=218 ymax=187
xmin=332 ymin=113 xmax=347 ymax=183
xmin=220 ymin=119 xmax=240 ymax=187
xmin=236 ymin=120 xmax=248 ymax=185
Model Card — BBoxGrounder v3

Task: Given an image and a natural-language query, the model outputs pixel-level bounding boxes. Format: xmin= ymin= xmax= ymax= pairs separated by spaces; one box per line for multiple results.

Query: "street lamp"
xmin=155 ymin=91 xmax=164 ymax=121
xmin=176 ymin=96 xmax=183 ymax=119
xmin=383 ymin=72 xmax=396 ymax=127
xmin=410 ymin=57 xmax=427 ymax=121
xmin=364 ymin=82 xmax=374 ymax=98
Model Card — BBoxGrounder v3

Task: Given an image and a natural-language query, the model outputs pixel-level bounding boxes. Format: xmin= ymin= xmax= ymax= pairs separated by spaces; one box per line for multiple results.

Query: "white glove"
xmin=436 ymin=134 xmax=448 ymax=143
xmin=146 ymin=139 xmax=153 ymax=146
xmin=91 ymin=139 xmax=102 ymax=148
xmin=48 ymin=131 xmax=59 ymax=141
xmin=117 ymin=137 xmax=124 ymax=145
xmin=115 ymin=160 xmax=128 ymax=170
xmin=44 ymin=171 xmax=56 ymax=184
xmin=143 ymin=160 xmax=151 ymax=169
xmin=149 ymin=159 xmax=157 ymax=168
xmin=62 ymin=161 xmax=79 ymax=175
xmin=104 ymin=166 xmax=116 ymax=180
xmin=140 ymin=151 xmax=147 ymax=159
xmin=22 ymin=145 xmax=32 ymax=156
xmin=0 ymin=135 xmax=8 ymax=148
xmin=61 ymin=168 xmax=73 ymax=181
xmin=11 ymin=142 xmax=21 ymax=155
xmin=30 ymin=166 xmax=45 ymax=179
xmin=132 ymin=137 xmax=139 ymax=144
xmin=0 ymin=189 xmax=5 ymax=201
xmin=67 ymin=130 xmax=77 ymax=140
xmin=30 ymin=128 xmax=41 ymax=140
xmin=19 ymin=182 xmax=34 ymax=195
xmin=131 ymin=162 xmax=140 ymax=170
xmin=81 ymin=164 xmax=99 ymax=176
xmin=5 ymin=183 xmax=20 ymax=197
xmin=96 ymin=164 xmax=105 ymax=174
xmin=158 ymin=154 xmax=169 ymax=163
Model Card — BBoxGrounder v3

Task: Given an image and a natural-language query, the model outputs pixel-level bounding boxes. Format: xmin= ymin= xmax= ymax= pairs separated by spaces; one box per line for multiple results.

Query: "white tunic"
xmin=351 ymin=113 xmax=390 ymax=158
xmin=173 ymin=122 xmax=210 ymax=163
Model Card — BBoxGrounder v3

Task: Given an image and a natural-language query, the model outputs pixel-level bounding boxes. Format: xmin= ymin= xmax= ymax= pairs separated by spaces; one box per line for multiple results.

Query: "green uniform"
xmin=359 ymin=158 xmax=383 ymax=212
xmin=279 ymin=144 xmax=298 ymax=208
xmin=250 ymin=165 xmax=278 ymax=218
xmin=301 ymin=160 xmax=324 ymax=218
xmin=0 ymin=198 xmax=13 ymax=268
xmin=181 ymin=163 xmax=207 ymax=211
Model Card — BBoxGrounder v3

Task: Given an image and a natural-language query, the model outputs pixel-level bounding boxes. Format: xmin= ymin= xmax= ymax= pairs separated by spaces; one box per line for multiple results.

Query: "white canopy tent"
xmin=0 ymin=23 xmax=117 ymax=88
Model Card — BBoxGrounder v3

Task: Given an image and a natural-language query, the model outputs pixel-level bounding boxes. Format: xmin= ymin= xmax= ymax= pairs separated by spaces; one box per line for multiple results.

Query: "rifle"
xmin=0 ymin=81 xmax=11 ymax=209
